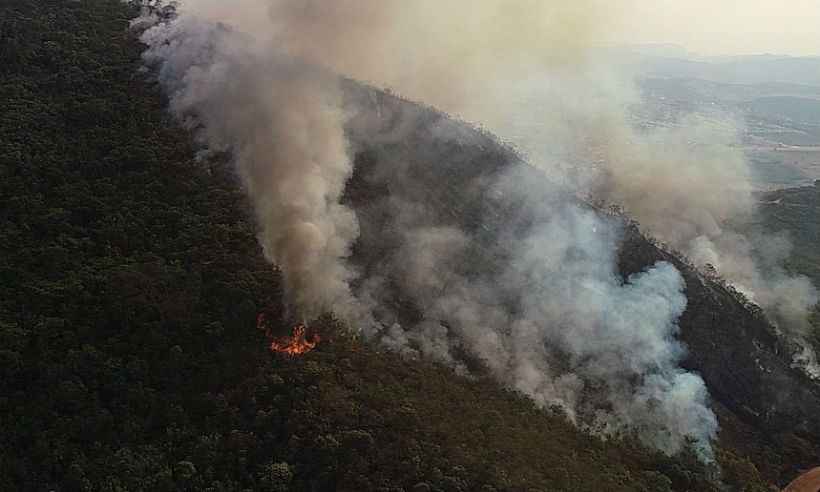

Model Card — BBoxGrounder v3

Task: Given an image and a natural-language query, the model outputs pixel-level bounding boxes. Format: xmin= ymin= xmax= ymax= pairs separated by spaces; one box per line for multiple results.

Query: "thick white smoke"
xmin=582 ymin=110 xmax=820 ymax=377
xmin=134 ymin=0 xmax=723 ymax=457
xmin=461 ymin=63 xmax=819 ymax=369
xmin=364 ymin=165 xmax=716 ymax=456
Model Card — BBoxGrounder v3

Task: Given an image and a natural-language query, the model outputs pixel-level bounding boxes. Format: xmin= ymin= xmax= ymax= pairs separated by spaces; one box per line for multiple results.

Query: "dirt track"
xmin=784 ymin=468 xmax=820 ymax=492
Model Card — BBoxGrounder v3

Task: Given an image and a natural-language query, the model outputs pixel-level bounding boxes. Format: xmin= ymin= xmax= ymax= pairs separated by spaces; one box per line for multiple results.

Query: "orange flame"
xmin=258 ymin=314 xmax=321 ymax=356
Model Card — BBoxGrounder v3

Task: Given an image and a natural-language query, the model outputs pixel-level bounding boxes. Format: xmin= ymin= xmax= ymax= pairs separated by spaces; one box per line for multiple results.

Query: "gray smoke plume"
xmin=582 ymin=110 xmax=820 ymax=378
xmin=690 ymin=231 xmax=820 ymax=377
xmin=139 ymin=14 xmax=367 ymax=323
xmin=354 ymin=151 xmax=716 ymax=456
xmin=134 ymin=0 xmax=721 ymax=457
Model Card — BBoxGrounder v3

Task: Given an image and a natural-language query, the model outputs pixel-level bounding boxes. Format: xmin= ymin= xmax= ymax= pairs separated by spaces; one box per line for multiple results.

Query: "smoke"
xmin=165 ymin=0 xmax=613 ymax=121
xmin=234 ymin=0 xmax=820 ymax=378
xmin=402 ymin=2 xmax=820 ymax=376
xmin=350 ymin=153 xmax=716 ymax=455
xmin=692 ymin=231 xmax=820 ymax=377
xmin=582 ymin=108 xmax=820 ymax=376
xmin=131 ymin=0 xmax=754 ymax=458
xmin=139 ymin=13 xmax=368 ymax=323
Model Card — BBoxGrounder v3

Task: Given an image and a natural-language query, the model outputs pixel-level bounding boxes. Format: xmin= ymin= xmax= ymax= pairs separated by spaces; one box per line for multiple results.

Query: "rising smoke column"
xmin=135 ymin=0 xmax=719 ymax=457
xmin=139 ymin=13 xmax=365 ymax=323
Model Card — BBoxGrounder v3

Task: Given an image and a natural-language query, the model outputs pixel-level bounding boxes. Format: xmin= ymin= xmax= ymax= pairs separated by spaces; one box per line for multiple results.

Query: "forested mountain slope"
xmin=746 ymin=183 xmax=820 ymax=355
xmin=342 ymin=83 xmax=820 ymax=485
xmin=752 ymin=183 xmax=820 ymax=289
xmin=0 ymin=1 xmax=813 ymax=490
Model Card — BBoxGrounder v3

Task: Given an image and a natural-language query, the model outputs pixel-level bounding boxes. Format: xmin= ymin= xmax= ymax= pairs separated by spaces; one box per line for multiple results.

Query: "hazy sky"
xmin=183 ymin=0 xmax=820 ymax=58
xmin=616 ymin=0 xmax=820 ymax=56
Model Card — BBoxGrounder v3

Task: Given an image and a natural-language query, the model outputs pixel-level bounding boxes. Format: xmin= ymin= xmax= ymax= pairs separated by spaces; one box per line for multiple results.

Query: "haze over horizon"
xmin=614 ymin=0 xmax=820 ymax=57
xmin=180 ymin=0 xmax=820 ymax=60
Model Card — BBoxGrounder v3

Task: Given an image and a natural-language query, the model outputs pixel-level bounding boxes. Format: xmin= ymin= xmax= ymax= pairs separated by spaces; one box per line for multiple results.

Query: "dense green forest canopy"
xmin=0 ymin=1 xmax=814 ymax=491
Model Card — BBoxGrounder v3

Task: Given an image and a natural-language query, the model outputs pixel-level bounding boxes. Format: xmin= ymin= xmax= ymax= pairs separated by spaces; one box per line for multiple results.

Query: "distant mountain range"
xmin=610 ymin=46 xmax=820 ymax=88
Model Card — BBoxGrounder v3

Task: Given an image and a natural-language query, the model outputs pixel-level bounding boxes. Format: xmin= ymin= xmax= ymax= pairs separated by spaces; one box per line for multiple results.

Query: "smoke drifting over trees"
xmin=585 ymin=112 xmax=820 ymax=377
xmin=136 ymin=0 xmax=816 ymax=458
xmin=141 ymin=16 xmax=367 ymax=324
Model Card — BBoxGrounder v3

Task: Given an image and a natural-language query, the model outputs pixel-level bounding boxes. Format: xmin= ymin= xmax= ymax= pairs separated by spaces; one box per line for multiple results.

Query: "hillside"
xmin=631 ymin=53 xmax=820 ymax=88
xmin=748 ymin=182 xmax=820 ymax=351
xmin=342 ymin=83 xmax=820 ymax=484
xmin=0 ymin=1 xmax=814 ymax=491
xmin=752 ymin=182 xmax=820 ymax=287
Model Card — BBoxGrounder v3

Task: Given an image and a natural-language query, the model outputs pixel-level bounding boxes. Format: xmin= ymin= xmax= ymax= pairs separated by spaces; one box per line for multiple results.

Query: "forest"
xmin=0 ymin=1 xmax=814 ymax=490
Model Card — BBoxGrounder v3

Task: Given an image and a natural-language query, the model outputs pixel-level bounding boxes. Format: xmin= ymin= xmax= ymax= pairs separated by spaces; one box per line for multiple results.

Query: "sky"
xmin=616 ymin=0 xmax=820 ymax=56
xmin=181 ymin=0 xmax=820 ymax=58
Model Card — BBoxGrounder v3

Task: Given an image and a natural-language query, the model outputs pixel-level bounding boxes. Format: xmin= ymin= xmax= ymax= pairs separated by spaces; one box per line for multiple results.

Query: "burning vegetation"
xmin=258 ymin=314 xmax=321 ymax=356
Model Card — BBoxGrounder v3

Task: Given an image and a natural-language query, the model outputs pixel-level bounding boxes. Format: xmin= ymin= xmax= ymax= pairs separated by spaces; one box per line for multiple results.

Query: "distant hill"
xmin=635 ymin=74 xmax=820 ymax=189
xmin=749 ymin=182 xmax=820 ymax=351
xmin=745 ymin=97 xmax=820 ymax=126
xmin=622 ymin=52 xmax=820 ymax=88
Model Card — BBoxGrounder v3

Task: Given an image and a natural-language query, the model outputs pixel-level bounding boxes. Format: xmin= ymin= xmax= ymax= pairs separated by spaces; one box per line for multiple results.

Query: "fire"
xmin=270 ymin=324 xmax=321 ymax=355
xmin=258 ymin=314 xmax=321 ymax=356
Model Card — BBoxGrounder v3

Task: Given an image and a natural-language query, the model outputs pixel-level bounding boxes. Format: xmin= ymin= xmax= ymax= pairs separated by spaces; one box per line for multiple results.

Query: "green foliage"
xmin=0 ymin=1 xmax=777 ymax=491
